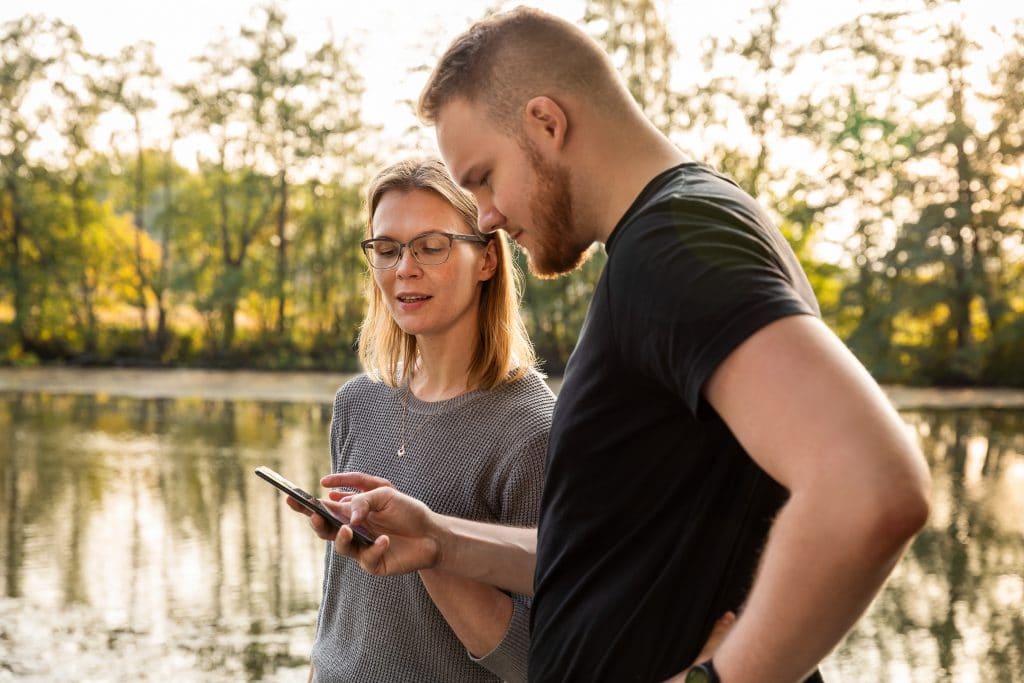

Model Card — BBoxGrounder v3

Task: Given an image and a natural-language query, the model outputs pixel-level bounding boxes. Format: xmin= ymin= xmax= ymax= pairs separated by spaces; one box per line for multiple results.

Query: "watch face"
xmin=685 ymin=665 xmax=713 ymax=683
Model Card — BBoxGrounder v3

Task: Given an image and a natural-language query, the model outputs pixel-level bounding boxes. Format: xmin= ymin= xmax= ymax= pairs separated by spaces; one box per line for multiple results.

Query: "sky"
xmin=8 ymin=0 xmax=1024 ymax=154
xmin=3 ymin=1 xmax=1022 ymax=164
xmin=0 ymin=0 xmax=869 ymax=159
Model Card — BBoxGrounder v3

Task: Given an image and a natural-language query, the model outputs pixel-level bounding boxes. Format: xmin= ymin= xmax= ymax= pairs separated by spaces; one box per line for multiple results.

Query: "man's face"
xmin=436 ymin=98 xmax=591 ymax=277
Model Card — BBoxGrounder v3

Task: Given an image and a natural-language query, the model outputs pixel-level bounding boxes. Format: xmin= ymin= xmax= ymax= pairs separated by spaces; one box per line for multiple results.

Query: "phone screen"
xmin=254 ymin=466 xmax=375 ymax=545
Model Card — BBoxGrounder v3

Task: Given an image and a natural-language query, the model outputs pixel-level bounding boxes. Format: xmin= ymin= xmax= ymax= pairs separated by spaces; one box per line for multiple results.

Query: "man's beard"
xmin=523 ymin=145 xmax=592 ymax=278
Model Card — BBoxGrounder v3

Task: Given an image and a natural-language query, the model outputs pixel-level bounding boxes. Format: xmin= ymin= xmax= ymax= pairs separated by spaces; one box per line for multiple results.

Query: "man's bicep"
xmin=703 ymin=314 xmax=917 ymax=492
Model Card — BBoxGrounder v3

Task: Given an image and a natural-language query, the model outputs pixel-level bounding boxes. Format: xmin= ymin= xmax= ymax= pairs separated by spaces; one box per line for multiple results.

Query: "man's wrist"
xmin=431 ymin=510 xmax=456 ymax=572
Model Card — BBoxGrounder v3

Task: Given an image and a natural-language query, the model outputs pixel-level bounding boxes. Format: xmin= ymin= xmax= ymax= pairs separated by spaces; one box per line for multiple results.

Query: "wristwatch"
xmin=685 ymin=660 xmax=720 ymax=683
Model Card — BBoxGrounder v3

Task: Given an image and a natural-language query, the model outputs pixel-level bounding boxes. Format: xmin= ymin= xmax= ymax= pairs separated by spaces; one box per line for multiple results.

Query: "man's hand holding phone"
xmin=255 ymin=466 xmax=375 ymax=545
xmin=319 ymin=472 xmax=444 ymax=577
xmin=283 ymin=495 xmax=345 ymax=541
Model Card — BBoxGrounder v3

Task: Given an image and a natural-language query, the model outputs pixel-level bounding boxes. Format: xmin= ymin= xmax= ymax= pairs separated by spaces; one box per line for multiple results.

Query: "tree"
xmin=881 ymin=1 xmax=1008 ymax=383
xmin=176 ymin=34 xmax=277 ymax=356
xmin=792 ymin=10 xmax=920 ymax=376
xmin=677 ymin=1 xmax=840 ymax=312
xmin=584 ymin=0 xmax=675 ymax=134
xmin=97 ymin=41 xmax=163 ymax=351
xmin=235 ymin=4 xmax=369 ymax=344
xmin=0 ymin=16 xmax=79 ymax=350
xmin=975 ymin=17 xmax=1024 ymax=383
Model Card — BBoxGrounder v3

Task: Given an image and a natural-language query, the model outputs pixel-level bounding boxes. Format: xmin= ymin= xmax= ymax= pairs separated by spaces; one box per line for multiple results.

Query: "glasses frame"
xmin=360 ymin=231 xmax=489 ymax=270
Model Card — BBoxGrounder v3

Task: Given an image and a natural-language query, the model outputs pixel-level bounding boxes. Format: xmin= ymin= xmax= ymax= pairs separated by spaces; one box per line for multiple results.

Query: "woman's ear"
xmin=478 ymin=239 xmax=499 ymax=282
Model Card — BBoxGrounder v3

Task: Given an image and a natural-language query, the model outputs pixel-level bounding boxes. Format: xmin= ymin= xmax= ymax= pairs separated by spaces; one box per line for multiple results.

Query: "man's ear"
xmin=478 ymin=239 xmax=499 ymax=282
xmin=523 ymin=96 xmax=568 ymax=153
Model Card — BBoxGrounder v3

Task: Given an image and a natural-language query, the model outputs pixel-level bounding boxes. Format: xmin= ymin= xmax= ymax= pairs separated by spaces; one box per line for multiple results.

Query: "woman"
xmin=292 ymin=158 xmax=553 ymax=682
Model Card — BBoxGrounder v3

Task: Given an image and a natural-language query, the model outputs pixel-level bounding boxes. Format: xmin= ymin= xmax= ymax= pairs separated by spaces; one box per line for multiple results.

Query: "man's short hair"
xmin=418 ymin=6 xmax=629 ymax=132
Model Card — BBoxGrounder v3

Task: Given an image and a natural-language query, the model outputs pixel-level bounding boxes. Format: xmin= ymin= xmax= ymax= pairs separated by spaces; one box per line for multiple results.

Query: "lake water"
xmin=1 ymin=377 xmax=1022 ymax=682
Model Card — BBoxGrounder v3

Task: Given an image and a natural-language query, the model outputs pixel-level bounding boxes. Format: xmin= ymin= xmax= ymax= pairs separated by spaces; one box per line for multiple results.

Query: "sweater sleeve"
xmin=469 ymin=399 xmax=549 ymax=682
xmin=469 ymin=594 xmax=532 ymax=683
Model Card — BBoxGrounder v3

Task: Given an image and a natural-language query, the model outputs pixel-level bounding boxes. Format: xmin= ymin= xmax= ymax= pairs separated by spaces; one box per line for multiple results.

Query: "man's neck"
xmin=580 ymin=119 xmax=691 ymax=245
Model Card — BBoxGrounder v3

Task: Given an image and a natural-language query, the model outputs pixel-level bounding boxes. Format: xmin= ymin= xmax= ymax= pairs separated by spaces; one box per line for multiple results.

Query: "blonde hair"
xmin=418 ymin=6 xmax=631 ymax=132
xmin=357 ymin=158 xmax=536 ymax=390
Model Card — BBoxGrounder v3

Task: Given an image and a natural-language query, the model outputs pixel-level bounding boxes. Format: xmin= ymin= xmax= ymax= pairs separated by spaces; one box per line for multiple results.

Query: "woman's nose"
xmin=394 ymin=246 xmax=421 ymax=277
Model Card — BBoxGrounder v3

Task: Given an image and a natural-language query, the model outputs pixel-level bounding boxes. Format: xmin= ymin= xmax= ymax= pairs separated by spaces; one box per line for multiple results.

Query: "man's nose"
xmin=478 ymin=205 xmax=507 ymax=234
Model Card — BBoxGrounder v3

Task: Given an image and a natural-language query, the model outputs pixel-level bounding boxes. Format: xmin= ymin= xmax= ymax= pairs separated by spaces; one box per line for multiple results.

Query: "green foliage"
xmin=520 ymin=246 xmax=608 ymax=374
xmin=584 ymin=0 xmax=675 ymax=134
xmin=0 ymin=2 xmax=1022 ymax=384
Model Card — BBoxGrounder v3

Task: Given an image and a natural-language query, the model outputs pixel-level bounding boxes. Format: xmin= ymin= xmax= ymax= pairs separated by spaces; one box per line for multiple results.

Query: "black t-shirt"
xmin=529 ymin=163 xmax=822 ymax=682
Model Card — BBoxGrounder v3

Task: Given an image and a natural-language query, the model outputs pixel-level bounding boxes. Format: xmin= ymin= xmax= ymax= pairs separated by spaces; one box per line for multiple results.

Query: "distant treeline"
xmin=1 ymin=1 xmax=1022 ymax=384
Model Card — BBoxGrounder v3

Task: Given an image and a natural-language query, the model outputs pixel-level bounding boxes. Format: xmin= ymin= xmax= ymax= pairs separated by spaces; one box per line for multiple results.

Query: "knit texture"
xmin=311 ymin=369 xmax=553 ymax=682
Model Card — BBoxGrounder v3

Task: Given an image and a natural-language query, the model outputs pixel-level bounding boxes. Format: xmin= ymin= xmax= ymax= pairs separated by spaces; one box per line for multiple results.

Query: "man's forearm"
xmin=435 ymin=515 xmax=537 ymax=596
xmin=699 ymin=487 xmax=926 ymax=683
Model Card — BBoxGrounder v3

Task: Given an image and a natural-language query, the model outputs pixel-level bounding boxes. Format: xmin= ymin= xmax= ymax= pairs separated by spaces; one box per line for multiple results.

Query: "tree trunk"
xmin=5 ymin=178 xmax=29 ymax=346
xmin=132 ymin=114 xmax=151 ymax=349
xmin=275 ymin=170 xmax=288 ymax=339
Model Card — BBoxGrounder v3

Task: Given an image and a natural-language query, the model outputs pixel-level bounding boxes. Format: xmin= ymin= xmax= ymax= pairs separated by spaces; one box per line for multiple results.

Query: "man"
xmin=318 ymin=7 xmax=930 ymax=682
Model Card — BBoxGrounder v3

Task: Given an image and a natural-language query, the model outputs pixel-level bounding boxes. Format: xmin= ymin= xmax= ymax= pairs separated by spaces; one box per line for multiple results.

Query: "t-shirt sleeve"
xmin=609 ymin=195 xmax=817 ymax=416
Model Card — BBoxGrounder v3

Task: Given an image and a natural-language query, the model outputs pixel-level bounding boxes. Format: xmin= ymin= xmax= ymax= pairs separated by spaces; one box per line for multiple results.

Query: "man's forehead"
xmin=435 ymin=100 xmax=484 ymax=182
xmin=436 ymin=99 xmax=479 ymax=145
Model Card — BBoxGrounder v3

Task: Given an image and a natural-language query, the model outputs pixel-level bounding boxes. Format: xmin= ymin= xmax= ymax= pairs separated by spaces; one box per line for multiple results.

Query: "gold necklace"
xmin=396 ymin=378 xmax=469 ymax=456
xmin=397 ymin=384 xmax=429 ymax=457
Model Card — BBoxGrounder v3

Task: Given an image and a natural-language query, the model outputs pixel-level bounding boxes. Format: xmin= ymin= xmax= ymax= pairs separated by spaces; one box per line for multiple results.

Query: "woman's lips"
xmin=396 ymin=293 xmax=432 ymax=309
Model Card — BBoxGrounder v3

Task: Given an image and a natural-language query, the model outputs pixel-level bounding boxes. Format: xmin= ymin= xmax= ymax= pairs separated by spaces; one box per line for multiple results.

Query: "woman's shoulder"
xmin=501 ymin=367 xmax=555 ymax=402
xmin=478 ymin=368 xmax=555 ymax=431
xmin=333 ymin=373 xmax=393 ymax=407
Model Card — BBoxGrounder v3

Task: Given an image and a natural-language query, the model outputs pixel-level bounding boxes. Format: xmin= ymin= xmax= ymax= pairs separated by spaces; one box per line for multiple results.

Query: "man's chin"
xmin=524 ymin=244 xmax=592 ymax=280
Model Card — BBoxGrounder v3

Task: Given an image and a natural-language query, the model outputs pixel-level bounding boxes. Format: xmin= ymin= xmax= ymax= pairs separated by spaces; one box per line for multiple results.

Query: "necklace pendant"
xmin=397 ymin=444 xmax=406 ymax=457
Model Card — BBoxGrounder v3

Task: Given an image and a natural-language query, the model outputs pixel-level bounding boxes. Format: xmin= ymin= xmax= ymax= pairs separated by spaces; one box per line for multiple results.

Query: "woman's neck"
xmin=409 ymin=333 xmax=478 ymax=402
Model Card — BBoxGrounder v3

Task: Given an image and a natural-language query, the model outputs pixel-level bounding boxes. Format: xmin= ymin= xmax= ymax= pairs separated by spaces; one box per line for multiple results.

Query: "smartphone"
xmin=254 ymin=466 xmax=375 ymax=545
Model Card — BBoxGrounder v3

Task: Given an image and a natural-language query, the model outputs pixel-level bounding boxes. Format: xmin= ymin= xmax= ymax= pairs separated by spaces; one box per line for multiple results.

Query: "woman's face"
xmin=370 ymin=188 xmax=496 ymax=341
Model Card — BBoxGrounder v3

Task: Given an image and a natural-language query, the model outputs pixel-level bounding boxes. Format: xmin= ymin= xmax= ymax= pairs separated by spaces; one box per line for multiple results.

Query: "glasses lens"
xmin=410 ymin=233 xmax=452 ymax=265
xmin=364 ymin=239 xmax=400 ymax=268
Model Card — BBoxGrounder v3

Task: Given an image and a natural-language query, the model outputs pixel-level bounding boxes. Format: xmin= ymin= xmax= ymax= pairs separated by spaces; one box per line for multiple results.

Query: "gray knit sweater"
xmin=311 ymin=369 xmax=553 ymax=683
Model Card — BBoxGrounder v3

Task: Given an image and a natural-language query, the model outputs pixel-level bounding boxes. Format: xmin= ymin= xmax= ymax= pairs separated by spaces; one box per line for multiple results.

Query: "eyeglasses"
xmin=360 ymin=231 xmax=489 ymax=270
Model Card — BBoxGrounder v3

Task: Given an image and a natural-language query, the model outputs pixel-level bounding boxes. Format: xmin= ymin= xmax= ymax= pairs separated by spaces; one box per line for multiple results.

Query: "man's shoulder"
xmin=609 ymin=164 xmax=775 ymax=265
xmin=633 ymin=161 xmax=738 ymax=203
xmin=628 ymin=164 xmax=761 ymax=227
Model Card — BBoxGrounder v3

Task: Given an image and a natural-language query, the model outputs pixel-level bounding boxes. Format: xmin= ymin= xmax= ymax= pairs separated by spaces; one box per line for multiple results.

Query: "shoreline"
xmin=1 ymin=366 xmax=1023 ymax=409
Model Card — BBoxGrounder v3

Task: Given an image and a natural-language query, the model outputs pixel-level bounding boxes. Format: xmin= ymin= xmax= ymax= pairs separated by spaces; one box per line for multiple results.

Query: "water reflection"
xmin=1 ymin=394 xmax=1022 ymax=681
xmin=0 ymin=393 xmax=329 ymax=681
xmin=823 ymin=409 xmax=1024 ymax=682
